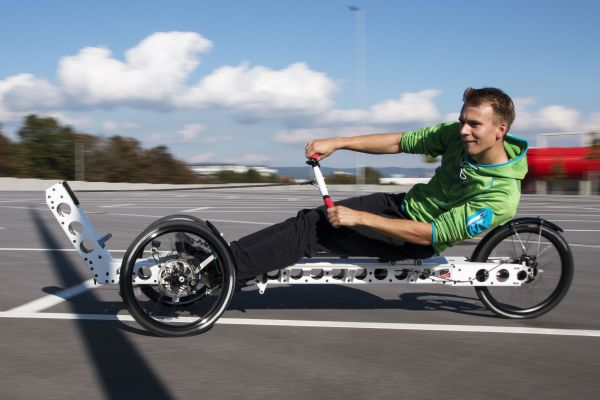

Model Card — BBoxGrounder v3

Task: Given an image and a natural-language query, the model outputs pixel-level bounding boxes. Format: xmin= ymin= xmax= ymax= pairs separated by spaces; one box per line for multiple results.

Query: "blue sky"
xmin=1 ymin=0 xmax=599 ymax=168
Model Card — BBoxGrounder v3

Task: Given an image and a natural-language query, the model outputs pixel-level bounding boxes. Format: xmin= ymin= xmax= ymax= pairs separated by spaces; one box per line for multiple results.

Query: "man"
xmin=230 ymin=87 xmax=528 ymax=282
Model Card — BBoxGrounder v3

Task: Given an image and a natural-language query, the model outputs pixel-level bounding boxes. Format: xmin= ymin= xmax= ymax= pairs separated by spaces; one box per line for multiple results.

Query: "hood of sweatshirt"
xmin=460 ymin=134 xmax=528 ymax=180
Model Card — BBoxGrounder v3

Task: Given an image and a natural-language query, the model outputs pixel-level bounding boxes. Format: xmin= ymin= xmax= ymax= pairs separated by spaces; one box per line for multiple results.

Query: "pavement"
xmin=0 ymin=186 xmax=599 ymax=399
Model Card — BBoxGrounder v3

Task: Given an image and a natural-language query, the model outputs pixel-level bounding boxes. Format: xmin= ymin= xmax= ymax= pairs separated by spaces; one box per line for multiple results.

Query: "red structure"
xmin=526 ymin=147 xmax=600 ymax=179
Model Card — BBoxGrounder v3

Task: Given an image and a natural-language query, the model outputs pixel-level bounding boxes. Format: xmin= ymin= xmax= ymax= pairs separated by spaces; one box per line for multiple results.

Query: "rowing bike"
xmin=45 ymin=156 xmax=574 ymax=337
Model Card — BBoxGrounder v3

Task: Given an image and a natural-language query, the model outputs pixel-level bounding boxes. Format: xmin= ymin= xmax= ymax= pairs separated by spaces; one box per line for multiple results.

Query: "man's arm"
xmin=327 ymin=205 xmax=432 ymax=245
xmin=305 ymin=133 xmax=403 ymax=160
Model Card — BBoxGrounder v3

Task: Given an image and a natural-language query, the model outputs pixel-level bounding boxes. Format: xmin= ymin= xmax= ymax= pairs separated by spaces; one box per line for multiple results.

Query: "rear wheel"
xmin=471 ymin=220 xmax=573 ymax=318
xmin=120 ymin=220 xmax=235 ymax=336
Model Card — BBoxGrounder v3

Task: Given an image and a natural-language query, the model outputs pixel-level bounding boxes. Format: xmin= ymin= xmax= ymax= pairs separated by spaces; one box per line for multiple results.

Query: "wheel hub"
xmin=157 ymin=260 xmax=198 ymax=298
xmin=519 ymin=255 xmax=539 ymax=282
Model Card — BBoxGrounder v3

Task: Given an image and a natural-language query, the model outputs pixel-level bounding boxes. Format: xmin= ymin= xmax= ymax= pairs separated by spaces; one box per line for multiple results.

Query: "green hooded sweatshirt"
xmin=400 ymin=121 xmax=528 ymax=253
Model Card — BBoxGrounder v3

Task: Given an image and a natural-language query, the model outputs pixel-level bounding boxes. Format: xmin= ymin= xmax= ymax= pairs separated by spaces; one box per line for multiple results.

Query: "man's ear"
xmin=496 ymin=122 xmax=508 ymax=140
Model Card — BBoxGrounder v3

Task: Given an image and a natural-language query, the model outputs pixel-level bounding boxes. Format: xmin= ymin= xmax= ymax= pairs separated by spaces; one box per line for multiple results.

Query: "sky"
xmin=1 ymin=0 xmax=599 ymax=168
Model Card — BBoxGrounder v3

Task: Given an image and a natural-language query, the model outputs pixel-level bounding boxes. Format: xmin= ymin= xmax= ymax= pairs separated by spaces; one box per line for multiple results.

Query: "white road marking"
xmin=181 ymin=206 xmax=212 ymax=212
xmin=0 ymin=312 xmax=598 ymax=337
xmin=0 ymin=227 xmax=4 ymax=230
xmin=7 ymin=279 xmax=98 ymax=313
xmin=183 ymin=210 xmax=297 ymax=213
xmin=209 ymin=219 xmax=271 ymax=225
xmin=569 ymin=244 xmax=600 ymax=249
xmin=109 ymin=212 xmax=163 ymax=218
xmin=548 ymin=220 xmax=600 ymax=223
xmin=0 ymin=248 xmax=127 ymax=252
xmin=100 ymin=203 xmax=135 ymax=208
xmin=108 ymin=213 xmax=273 ymax=225
xmin=0 ymin=205 xmax=48 ymax=211
xmin=516 ymin=214 xmax=600 ymax=218
xmin=564 ymin=229 xmax=600 ymax=232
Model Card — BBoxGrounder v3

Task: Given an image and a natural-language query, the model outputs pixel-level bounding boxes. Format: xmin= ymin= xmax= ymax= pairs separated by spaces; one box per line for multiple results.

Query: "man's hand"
xmin=327 ymin=205 xmax=433 ymax=245
xmin=305 ymin=138 xmax=339 ymax=161
xmin=327 ymin=205 xmax=365 ymax=228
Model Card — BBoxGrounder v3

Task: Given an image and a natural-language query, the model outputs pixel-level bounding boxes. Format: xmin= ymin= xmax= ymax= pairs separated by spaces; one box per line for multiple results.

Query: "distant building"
xmin=189 ymin=164 xmax=278 ymax=177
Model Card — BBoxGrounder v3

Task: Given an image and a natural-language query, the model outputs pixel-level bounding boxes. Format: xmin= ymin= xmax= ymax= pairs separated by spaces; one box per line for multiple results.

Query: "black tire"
xmin=120 ymin=220 xmax=235 ymax=336
xmin=471 ymin=220 xmax=574 ymax=318
xmin=145 ymin=214 xmax=205 ymax=230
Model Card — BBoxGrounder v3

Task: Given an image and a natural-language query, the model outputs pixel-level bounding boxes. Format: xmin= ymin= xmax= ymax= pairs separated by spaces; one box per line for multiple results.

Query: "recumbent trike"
xmin=45 ymin=156 xmax=574 ymax=337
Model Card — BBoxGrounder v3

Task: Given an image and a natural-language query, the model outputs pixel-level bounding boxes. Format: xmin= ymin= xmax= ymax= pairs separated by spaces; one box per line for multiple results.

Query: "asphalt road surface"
xmin=1 ymin=187 xmax=599 ymax=399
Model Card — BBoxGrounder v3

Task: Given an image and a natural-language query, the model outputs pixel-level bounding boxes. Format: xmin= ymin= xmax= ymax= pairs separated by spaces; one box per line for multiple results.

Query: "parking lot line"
xmin=7 ymin=279 xmax=98 ymax=313
xmin=0 ymin=312 xmax=599 ymax=338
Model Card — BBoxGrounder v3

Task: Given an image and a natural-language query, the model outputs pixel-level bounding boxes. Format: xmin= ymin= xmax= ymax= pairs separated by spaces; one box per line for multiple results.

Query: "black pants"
xmin=230 ymin=192 xmax=435 ymax=280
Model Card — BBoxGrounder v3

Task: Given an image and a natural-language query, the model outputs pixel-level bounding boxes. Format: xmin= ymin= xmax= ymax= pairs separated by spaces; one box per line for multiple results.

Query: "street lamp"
xmin=348 ymin=6 xmax=366 ymax=187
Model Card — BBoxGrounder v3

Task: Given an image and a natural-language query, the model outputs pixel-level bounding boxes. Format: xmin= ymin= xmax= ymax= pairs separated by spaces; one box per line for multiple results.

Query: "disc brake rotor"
xmin=157 ymin=259 xmax=198 ymax=300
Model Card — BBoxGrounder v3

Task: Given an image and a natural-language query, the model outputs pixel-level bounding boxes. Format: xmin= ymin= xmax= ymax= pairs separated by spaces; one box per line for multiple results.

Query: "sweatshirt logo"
xmin=466 ymin=208 xmax=493 ymax=236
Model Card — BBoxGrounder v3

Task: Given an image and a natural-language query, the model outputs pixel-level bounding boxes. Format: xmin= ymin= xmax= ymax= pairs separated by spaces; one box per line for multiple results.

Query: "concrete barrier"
xmin=0 ymin=177 xmax=417 ymax=193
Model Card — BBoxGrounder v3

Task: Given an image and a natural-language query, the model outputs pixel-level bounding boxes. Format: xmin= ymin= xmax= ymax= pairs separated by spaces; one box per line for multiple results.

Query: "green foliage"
xmin=364 ymin=167 xmax=381 ymax=184
xmin=2 ymin=114 xmax=201 ymax=183
xmin=547 ymin=162 xmax=568 ymax=182
xmin=17 ymin=115 xmax=77 ymax=179
xmin=324 ymin=167 xmax=381 ymax=184
xmin=587 ymin=138 xmax=600 ymax=160
xmin=324 ymin=173 xmax=356 ymax=184
xmin=210 ymin=169 xmax=283 ymax=184
xmin=0 ymin=131 xmax=18 ymax=176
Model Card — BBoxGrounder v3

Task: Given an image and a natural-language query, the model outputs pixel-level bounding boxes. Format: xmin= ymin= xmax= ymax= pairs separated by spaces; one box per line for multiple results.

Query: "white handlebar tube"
xmin=307 ymin=155 xmax=334 ymax=208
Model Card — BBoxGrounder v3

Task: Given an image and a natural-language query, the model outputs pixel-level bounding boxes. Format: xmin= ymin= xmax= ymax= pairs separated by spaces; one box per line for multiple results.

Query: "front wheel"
xmin=120 ymin=220 xmax=235 ymax=336
xmin=471 ymin=220 xmax=574 ymax=319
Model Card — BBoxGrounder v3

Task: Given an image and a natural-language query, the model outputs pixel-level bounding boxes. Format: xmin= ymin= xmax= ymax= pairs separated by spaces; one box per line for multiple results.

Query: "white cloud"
xmin=149 ymin=123 xmax=207 ymax=144
xmin=0 ymin=74 xmax=64 ymax=120
xmin=188 ymin=153 xmax=215 ymax=163
xmin=46 ymin=32 xmax=338 ymax=119
xmin=273 ymin=126 xmax=377 ymax=144
xmin=178 ymin=123 xmax=206 ymax=141
xmin=58 ymin=32 xmax=213 ymax=106
xmin=102 ymin=121 xmax=141 ymax=131
xmin=46 ymin=112 xmax=94 ymax=131
xmin=583 ymin=112 xmax=600 ymax=133
xmin=3 ymin=30 xmax=599 ymax=142
xmin=201 ymin=135 xmax=233 ymax=144
xmin=318 ymin=90 xmax=441 ymax=126
xmin=175 ymin=62 xmax=337 ymax=117
xmin=225 ymin=153 xmax=270 ymax=164
xmin=513 ymin=98 xmax=582 ymax=132
xmin=444 ymin=111 xmax=460 ymax=122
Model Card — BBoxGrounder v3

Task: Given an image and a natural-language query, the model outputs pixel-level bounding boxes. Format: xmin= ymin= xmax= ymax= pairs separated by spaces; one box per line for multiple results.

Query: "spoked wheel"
xmin=139 ymin=214 xmax=207 ymax=306
xmin=471 ymin=220 xmax=574 ymax=318
xmin=120 ymin=219 xmax=235 ymax=336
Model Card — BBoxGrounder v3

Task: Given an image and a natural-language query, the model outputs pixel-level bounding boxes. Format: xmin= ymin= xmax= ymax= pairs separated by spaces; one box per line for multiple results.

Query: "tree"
xmin=17 ymin=114 xmax=76 ymax=179
xmin=89 ymin=136 xmax=148 ymax=183
xmin=143 ymin=145 xmax=200 ymax=184
xmin=0 ymin=132 xmax=17 ymax=176
xmin=547 ymin=161 xmax=568 ymax=183
xmin=364 ymin=167 xmax=381 ymax=184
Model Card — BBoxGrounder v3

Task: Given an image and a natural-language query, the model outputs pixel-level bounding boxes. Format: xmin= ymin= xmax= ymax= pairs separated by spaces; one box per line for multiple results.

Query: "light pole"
xmin=75 ymin=140 xmax=85 ymax=181
xmin=348 ymin=6 xmax=366 ymax=187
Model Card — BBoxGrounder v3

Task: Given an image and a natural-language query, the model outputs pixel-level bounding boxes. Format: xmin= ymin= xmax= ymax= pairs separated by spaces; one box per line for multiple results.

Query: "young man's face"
xmin=459 ymin=103 xmax=508 ymax=163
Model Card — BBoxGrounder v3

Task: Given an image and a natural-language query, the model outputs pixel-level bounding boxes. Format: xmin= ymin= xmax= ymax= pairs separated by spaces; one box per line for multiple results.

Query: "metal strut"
xmin=46 ymin=181 xmax=120 ymax=284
